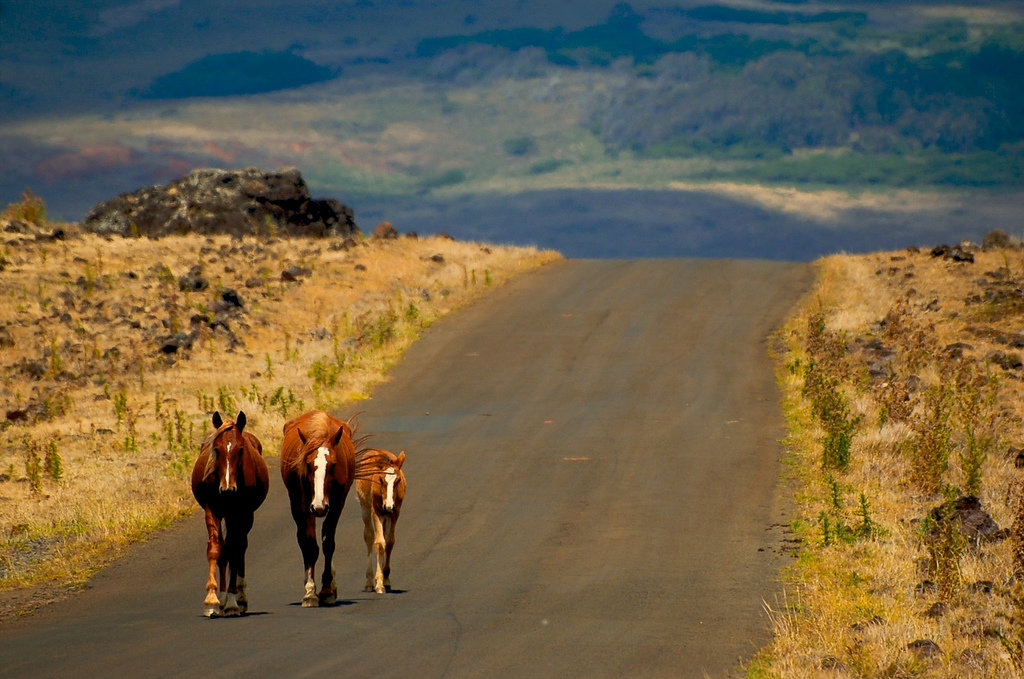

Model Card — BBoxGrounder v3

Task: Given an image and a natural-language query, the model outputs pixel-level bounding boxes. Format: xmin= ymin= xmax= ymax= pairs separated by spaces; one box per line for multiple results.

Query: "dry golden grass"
xmin=759 ymin=242 xmax=1024 ymax=677
xmin=0 ymin=204 xmax=559 ymax=613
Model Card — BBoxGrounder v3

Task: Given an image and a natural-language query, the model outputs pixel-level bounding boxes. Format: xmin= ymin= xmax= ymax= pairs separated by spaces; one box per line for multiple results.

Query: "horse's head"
xmin=298 ymin=421 xmax=352 ymax=517
xmin=207 ymin=411 xmax=249 ymax=494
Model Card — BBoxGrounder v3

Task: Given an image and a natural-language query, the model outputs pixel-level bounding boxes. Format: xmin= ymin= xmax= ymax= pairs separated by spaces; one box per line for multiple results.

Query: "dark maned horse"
xmin=280 ymin=410 xmax=358 ymax=607
xmin=190 ymin=411 xmax=269 ymax=617
xmin=356 ymin=448 xmax=406 ymax=594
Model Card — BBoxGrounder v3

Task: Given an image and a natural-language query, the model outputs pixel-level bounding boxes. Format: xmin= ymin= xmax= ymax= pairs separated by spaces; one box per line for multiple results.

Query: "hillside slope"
xmin=0 ymin=198 xmax=559 ymax=613
xmin=766 ymin=234 xmax=1024 ymax=675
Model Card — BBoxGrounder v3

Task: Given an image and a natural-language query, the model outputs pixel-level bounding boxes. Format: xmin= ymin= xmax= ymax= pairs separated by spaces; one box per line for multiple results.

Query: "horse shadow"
xmin=287 ymin=599 xmax=357 ymax=608
xmin=202 ymin=610 xmax=272 ymax=620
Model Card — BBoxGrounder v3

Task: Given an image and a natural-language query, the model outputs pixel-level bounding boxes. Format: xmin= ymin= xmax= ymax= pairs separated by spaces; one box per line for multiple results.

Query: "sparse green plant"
xmin=910 ymin=384 xmax=954 ymax=495
xmin=924 ymin=504 xmax=966 ymax=602
xmin=854 ymin=492 xmax=886 ymax=540
xmin=83 ymin=262 xmax=96 ymax=295
xmin=264 ymin=353 xmax=274 ymax=378
xmin=46 ymin=337 xmax=64 ymax=377
xmin=2 ymin=188 xmax=47 ymax=225
xmin=112 ymin=389 xmax=129 ymax=427
xmin=24 ymin=439 xmax=42 ymax=494
xmin=309 ymin=358 xmax=341 ymax=390
xmin=44 ymin=441 xmax=63 ymax=481
xmin=216 ymin=386 xmax=235 ymax=415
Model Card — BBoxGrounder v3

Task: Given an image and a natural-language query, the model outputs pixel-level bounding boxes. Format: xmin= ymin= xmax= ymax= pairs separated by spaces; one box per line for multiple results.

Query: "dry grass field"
xmin=761 ymin=235 xmax=1024 ymax=677
xmin=0 ymin=192 xmax=559 ymax=615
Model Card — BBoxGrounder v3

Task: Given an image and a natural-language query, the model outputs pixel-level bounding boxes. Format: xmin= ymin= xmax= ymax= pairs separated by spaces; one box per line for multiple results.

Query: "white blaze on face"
xmin=312 ymin=446 xmax=330 ymax=511
xmin=383 ymin=467 xmax=397 ymax=511
xmin=222 ymin=442 xmax=233 ymax=490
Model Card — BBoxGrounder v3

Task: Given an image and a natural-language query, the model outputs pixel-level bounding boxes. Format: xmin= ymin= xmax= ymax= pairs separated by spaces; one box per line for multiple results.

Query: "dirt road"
xmin=0 ymin=259 xmax=810 ymax=678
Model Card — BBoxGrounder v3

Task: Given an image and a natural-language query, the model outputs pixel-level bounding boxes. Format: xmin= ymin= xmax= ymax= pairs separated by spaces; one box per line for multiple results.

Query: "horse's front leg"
xmin=292 ymin=506 xmax=320 ymax=607
xmin=368 ymin=512 xmax=387 ymax=594
xmin=202 ymin=509 xmax=223 ymax=617
xmin=383 ymin=514 xmax=398 ymax=592
xmin=319 ymin=503 xmax=343 ymax=605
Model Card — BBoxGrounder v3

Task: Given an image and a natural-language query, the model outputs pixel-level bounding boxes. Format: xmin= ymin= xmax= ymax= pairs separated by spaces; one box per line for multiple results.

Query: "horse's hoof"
xmin=363 ymin=584 xmax=374 ymax=592
xmin=319 ymin=592 xmax=337 ymax=605
xmin=203 ymin=606 xmax=221 ymax=618
xmin=374 ymin=586 xmax=385 ymax=594
xmin=301 ymin=596 xmax=319 ymax=608
xmin=222 ymin=605 xmax=241 ymax=617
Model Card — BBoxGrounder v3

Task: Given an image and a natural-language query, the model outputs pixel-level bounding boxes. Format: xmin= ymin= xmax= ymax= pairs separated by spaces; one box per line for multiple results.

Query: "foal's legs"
xmin=383 ymin=514 xmax=398 ymax=592
xmin=368 ymin=512 xmax=387 ymax=594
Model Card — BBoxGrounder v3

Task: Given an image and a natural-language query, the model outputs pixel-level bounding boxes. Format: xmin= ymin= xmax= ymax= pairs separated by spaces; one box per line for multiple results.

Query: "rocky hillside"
xmin=764 ymin=231 xmax=1024 ymax=676
xmin=0 ymin=185 xmax=559 ymax=615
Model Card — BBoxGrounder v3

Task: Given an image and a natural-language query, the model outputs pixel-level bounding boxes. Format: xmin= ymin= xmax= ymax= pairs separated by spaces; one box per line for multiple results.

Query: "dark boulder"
xmin=83 ymin=167 xmax=360 ymax=239
xmin=927 ymin=496 xmax=1001 ymax=547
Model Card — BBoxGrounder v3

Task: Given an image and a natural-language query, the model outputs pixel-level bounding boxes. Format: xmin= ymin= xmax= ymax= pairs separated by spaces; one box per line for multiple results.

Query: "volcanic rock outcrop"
xmin=83 ymin=167 xmax=359 ymax=239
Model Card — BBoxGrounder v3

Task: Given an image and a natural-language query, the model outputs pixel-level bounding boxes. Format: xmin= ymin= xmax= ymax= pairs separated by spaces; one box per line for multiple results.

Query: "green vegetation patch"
xmin=142 ymin=50 xmax=336 ymax=99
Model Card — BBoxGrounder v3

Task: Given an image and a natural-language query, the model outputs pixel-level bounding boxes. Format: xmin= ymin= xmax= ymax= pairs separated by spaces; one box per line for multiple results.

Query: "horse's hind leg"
xmin=202 ymin=510 xmax=223 ymax=617
xmin=221 ymin=513 xmax=253 ymax=617
xmin=234 ymin=513 xmax=255 ymax=614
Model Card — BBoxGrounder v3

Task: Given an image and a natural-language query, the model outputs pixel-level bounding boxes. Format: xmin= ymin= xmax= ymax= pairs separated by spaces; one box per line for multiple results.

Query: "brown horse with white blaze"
xmin=190 ymin=411 xmax=269 ymax=617
xmin=356 ymin=448 xmax=406 ymax=594
xmin=280 ymin=410 xmax=357 ymax=607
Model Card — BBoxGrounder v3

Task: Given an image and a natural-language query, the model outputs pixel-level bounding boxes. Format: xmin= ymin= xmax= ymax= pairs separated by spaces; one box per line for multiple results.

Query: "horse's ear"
xmin=395 ymin=451 xmax=406 ymax=469
xmin=212 ymin=411 xmax=223 ymax=428
xmin=236 ymin=411 xmax=247 ymax=433
xmin=330 ymin=423 xmax=348 ymax=449
xmin=297 ymin=429 xmax=307 ymax=445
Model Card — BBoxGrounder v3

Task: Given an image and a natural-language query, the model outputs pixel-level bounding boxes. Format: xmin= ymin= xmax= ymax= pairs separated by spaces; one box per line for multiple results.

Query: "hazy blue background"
xmin=2 ymin=1 xmax=1022 ymax=259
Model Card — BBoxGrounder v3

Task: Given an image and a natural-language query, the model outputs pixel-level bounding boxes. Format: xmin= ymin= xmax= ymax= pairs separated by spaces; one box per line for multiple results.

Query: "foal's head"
xmin=206 ymin=411 xmax=250 ymax=494
xmin=379 ymin=451 xmax=406 ymax=513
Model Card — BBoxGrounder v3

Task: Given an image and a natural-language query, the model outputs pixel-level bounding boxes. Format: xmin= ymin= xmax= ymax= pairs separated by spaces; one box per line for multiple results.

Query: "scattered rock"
xmin=969 ymin=580 xmax=994 ymax=594
xmin=1010 ymin=447 xmax=1024 ymax=468
xmin=987 ymin=350 xmax=1023 ymax=371
xmin=159 ymin=332 xmax=195 ymax=354
xmin=281 ymin=264 xmax=312 ymax=282
xmin=83 ymin=167 xmax=360 ymax=239
xmin=217 ymin=289 xmax=243 ymax=309
xmin=907 ymin=639 xmax=942 ymax=659
xmin=178 ymin=265 xmax=209 ymax=292
xmin=982 ymin=229 xmax=1018 ymax=250
xmin=931 ymin=244 xmax=975 ymax=263
xmin=922 ymin=602 xmax=947 ymax=618
xmin=926 ymin=496 xmax=1002 ymax=547
xmin=373 ymin=221 xmax=398 ymax=239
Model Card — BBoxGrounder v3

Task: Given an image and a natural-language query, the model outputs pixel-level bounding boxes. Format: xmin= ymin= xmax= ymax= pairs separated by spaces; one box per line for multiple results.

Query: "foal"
xmin=356 ymin=448 xmax=406 ymax=594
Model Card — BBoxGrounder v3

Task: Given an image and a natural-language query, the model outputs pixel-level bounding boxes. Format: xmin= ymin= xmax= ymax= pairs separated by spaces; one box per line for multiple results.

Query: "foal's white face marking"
xmin=383 ymin=467 xmax=398 ymax=511
xmin=312 ymin=446 xmax=330 ymax=511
